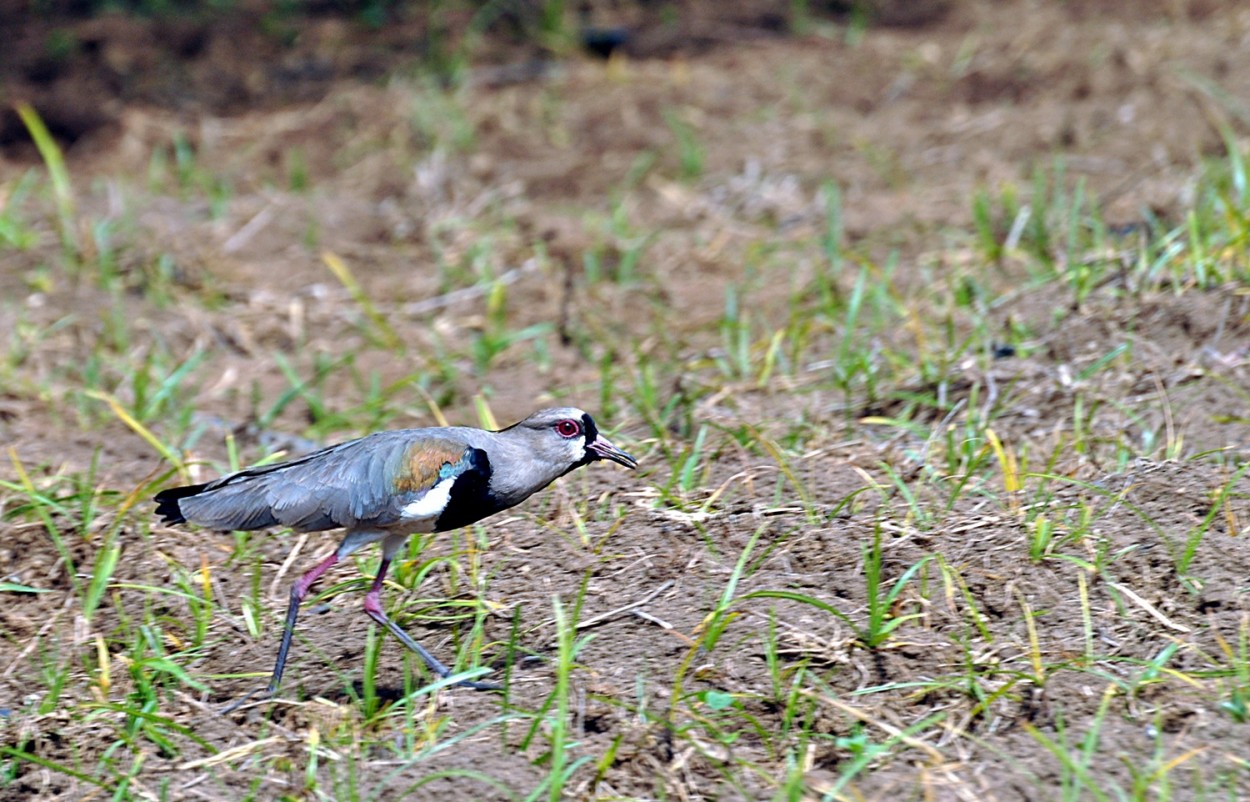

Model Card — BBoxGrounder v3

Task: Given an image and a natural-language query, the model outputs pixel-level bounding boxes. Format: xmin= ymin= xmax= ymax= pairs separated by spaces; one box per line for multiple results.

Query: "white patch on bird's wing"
xmin=400 ymin=475 xmax=456 ymax=521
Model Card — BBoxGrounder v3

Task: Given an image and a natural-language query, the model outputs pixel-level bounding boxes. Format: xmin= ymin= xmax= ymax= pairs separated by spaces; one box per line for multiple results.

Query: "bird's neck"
xmin=431 ymin=438 xmax=565 ymax=532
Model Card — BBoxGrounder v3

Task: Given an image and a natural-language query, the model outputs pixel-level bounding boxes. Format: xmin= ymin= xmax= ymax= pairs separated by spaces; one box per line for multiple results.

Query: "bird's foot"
xmin=218 ymin=685 xmax=275 ymax=714
xmin=363 ymin=592 xmax=502 ymax=692
xmin=442 ymin=673 xmax=502 ymax=692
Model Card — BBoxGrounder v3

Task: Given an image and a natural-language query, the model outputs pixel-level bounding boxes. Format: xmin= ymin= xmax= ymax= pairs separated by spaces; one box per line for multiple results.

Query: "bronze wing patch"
xmin=393 ymin=438 xmax=472 ymax=494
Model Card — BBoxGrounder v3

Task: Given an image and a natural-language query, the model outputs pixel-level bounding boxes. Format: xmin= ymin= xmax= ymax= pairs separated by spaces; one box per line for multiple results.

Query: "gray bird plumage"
xmin=154 ymin=406 xmax=636 ymax=703
xmin=162 ymin=433 xmax=452 ymax=533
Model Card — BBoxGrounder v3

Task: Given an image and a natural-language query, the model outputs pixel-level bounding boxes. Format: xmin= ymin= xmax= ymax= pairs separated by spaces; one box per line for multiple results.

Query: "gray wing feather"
xmin=178 ymin=432 xmax=424 ymax=532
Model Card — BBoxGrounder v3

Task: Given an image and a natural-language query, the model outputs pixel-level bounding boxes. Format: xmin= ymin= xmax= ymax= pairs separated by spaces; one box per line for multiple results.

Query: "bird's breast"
xmin=431 ymin=470 xmax=509 ymax=532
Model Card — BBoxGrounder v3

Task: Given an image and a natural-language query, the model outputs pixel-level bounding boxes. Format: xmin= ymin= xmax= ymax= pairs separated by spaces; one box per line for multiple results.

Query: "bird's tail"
xmin=153 ymin=483 xmax=211 ymax=525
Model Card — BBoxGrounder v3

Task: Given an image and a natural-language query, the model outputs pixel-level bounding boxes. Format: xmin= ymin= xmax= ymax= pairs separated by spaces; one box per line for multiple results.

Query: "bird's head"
xmin=504 ymin=407 xmax=637 ymax=474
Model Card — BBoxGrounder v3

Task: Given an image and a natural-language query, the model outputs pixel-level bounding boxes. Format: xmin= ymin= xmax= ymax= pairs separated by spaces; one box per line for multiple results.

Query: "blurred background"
xmin=2 ymin=1 xmax=1250 ymax=799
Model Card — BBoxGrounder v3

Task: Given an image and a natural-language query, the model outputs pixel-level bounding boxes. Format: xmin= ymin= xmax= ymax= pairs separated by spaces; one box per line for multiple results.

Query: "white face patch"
xmin=400 ymin=475 xmax=456 ymax=521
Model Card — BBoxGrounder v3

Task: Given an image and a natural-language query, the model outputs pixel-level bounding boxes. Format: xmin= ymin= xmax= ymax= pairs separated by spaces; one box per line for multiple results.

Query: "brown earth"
xmin=2 ymin=0 xmax=1250 ymax=800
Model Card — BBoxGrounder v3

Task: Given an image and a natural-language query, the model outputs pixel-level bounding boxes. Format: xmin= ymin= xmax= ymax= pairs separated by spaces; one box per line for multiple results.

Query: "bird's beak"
xmin=588 ymin=435 xmax=638 ymax=469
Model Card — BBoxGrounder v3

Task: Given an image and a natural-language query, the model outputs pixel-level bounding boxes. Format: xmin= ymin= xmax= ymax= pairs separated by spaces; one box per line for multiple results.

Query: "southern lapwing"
xmin=154 ymin=407 xmax=636 ymax=701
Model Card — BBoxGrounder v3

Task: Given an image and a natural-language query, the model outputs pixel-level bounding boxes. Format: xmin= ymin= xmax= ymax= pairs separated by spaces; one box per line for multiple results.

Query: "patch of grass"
xmin=0 ymin=170 xmax=42 ymax=250
xmin=662 ymin=108 xmax=706 ymax=182
xmin=6 ymin=22 xmax=1250 ymax=801
xmin=15 ymin=102 xmax=79 ymax=262
xmin=408 ymin=77 xmax=477 ymax=152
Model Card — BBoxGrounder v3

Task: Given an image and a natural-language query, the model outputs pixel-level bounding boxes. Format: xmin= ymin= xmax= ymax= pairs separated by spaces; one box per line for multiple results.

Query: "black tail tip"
xmin=153 ymin=483 xmax=209 ymax=525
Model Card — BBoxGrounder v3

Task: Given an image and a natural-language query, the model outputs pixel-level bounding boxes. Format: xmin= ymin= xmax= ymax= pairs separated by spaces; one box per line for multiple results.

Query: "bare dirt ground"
xmin=2 ymin=0 xmax=1250 ymax=799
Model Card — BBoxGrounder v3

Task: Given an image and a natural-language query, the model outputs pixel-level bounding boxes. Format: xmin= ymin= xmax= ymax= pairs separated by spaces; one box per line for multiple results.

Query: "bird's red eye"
xmin=555 ymin=419 xmax=582 ymax=438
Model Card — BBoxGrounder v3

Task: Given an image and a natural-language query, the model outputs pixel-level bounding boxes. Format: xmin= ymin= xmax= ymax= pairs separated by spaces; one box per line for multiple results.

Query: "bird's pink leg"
xmin=221 ymin=551 xmax=342 ymax=713
xmin=362 ymin=558 xmax=500 ymax=690
xmin=266 ymin=552 xmax=340 ymax=694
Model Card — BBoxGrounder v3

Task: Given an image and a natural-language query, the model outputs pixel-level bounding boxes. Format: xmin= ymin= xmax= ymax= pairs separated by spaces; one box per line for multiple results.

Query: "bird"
xmin=154 ymin=407 xmax=637 ymax=701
